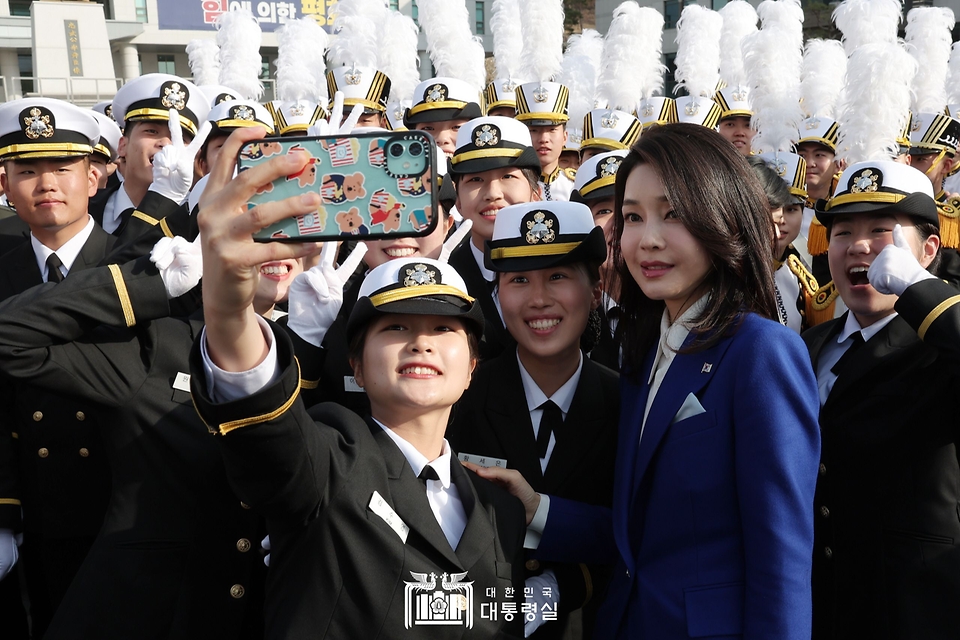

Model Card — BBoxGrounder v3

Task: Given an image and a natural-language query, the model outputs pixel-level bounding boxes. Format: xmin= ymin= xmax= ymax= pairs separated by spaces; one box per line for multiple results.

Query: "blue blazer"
xmin=536 ymin=313 xmax=821 ymax=639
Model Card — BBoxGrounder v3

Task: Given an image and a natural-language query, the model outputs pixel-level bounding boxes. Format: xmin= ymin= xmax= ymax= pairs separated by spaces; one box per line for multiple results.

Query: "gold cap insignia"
xmin=533 ymin=85 xmax=550 ymax=104
xmin=685 ymin=101 xmax=700 ymax=117
xmin=344 ymin=67 xmax=362 ymax=86
xmin=426 ymin=84 xmax=448 ymax=103
xmin=805 ymin=118 xmax=820 ymax=131
xmin=523 ymin=210 xmax=557 ymax=245
xmin=848 ymin=167 xmax=881 ymax=193
xmin=599 ymin=157 xmax=622 ymax=178
xmin=289 ymin=103 xmax=306 ymax=117
xmin=402 ymin=263 xmax=438 ymax=287
xmin=600 ymin=112 xmax=619 ymax=130
xmin=474 ymin=124 xmax=500 ymax=147
xmin=23 ymin=107 xmax=54 ymax=140
xmin=160 ymin=81 xmax=187 ymax=111
xmin=231 ymin=105 xmax=254 ymax=121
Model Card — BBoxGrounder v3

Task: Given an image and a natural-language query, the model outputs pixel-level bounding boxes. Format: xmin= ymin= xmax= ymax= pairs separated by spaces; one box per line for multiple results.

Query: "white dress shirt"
xmin=516 ymin=350 xmax=583 ymax=475
xmin=642 ymin=296 xmax=709 ymax=438
xmin=375 ymin=419 xmax=468 ymax=551
xmin=469 ymin=240 xmax=504 ymax=323
xmin=816 ymin=311 xmax=898 ymax=407
xmin=102 ymin=182 xmax=136 ymax=234
xmin=31 ymin=216 xmax=95 ymax=282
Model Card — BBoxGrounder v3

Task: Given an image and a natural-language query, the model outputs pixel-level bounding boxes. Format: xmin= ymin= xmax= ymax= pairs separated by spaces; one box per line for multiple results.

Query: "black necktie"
xmin=115 ymin=207 xmax=135 ymax=237
xmin=46 ymin=253 xmax=64 ymax=283
xmin=537 ymin=401 xmax=563 ymax=460
xmin=418 ymin=465 xmax=440 ymax=486
xmin=831 ymin=331 xmax=865 ymax=376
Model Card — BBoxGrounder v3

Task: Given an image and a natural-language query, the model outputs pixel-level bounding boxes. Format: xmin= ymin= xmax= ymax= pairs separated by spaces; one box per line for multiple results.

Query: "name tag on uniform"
xmin=173 ymin=372 xmax=191 ymax=392
xmin=458 ymin=452 xmax=508 ymax=469
xmin=344 ymin=376 xmax=364 ymax=393
xmin=368 ymin=491 xmax=409 ymax=543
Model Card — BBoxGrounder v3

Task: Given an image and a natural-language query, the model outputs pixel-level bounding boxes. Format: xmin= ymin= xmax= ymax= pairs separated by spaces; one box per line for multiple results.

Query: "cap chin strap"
xmin=924 ymin=148 xmax=948 ymax=178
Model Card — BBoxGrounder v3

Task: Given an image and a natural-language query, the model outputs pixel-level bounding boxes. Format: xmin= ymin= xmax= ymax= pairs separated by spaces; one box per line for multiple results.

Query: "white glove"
xmin=261 ymin=534 xmax=270 ymax=568
xmin=307 ymin=91 xmax=363 ymax=137
xmin=438 ymin=219 xmax=472 ymax=264
xmin=151 ymin=235 xmax=203 ymax=299
xmin=0 ymin=528 xmax=18 ymax=580
xmin=867 ymin=224 xmax=936 ymax=296
xmin=148 ymin=109 xmax=211 ymax=203
xmin=287 ymin=242 xmax=368 ymax=347
xmin=523 ymin=570 xmax=559 ymax=637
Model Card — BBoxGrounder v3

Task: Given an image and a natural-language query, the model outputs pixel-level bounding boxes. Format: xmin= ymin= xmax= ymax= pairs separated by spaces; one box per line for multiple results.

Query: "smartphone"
xmin=239 ymin=130 xmax=438 ymax=242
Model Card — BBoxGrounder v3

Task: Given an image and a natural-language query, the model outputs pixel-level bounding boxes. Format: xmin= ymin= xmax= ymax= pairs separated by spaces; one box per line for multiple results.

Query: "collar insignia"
xmin=848 ymin=167 xmax=881 ymax=193
xmin=160 ymin=81 xmax=187 ymax=111
xmin=523 ymin=210 xmax=558 ymax=245
xmin=402 ymin=263 xmax=438 ymax=287
xmin=23 ymin=107 xmax=54 ymax=139
xmin=474 ymin=124 xmax=500 ymax=147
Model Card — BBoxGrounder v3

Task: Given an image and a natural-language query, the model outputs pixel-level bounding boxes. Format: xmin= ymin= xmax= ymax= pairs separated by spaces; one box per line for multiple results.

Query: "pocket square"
xmin=672 ymin=392 xmax=706 ymax=424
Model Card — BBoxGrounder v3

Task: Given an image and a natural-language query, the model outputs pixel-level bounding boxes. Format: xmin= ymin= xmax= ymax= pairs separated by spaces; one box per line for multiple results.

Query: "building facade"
xmin=0 ymin=0 xmax=494 ymax=106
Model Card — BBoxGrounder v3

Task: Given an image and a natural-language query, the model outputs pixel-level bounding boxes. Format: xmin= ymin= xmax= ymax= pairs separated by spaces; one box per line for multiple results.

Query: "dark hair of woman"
xmin=746 ymin=155 xmax=795 ymax=210
xmin=612 ymin=123 xmax=778 ymax=374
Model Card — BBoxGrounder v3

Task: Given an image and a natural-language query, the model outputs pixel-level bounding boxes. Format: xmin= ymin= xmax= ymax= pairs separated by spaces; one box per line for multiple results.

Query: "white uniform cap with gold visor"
xmin=207 ymin=99 xmax=275 ymax=135
xmin=0 ymin=98 xmax=99 ymax=161
xmin=90 ymin=110 xmax=122 ymax=163
xmin=403 ymin=78 xmax=484 ymax=128
xmin=571 ymin=150 xmax=629 ymax=204
xmin=447 ymin=116 xmax=540 ymax=176
xmin=112 ymin=73 xmax=210 ymax=137
xmin=347 ymin=257 xmax=483 ymax=342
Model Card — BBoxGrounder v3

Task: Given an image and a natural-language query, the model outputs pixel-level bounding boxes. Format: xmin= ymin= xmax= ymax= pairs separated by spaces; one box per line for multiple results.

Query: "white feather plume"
xmin=327 ymin=0 xmax=388 ymax=69
xmin=597 ymin=3 xmax=665 ymax=109
xmin=832 ymin=0 xmax=903 ymax=57
xmin=757 ymin=0 xmax=803 ymax=43
xmin=518 ymin=0 xmax=565 ymax=83
xmin=904 ymin=6 xmax=955 ymax=114
xmin=743 ymin=21 xmax=804 ymax=153
xmin=559 ymin=30 xmax=604 ymax=128
xmin=718 ymin=1 xmax=758 ymax=88
xmin=275 ymin=19 xmax=328 ymax=103
xmin=216 ymin=9 xmax=263 ymax=100
xmin=800 ymin=39 xmax=846 ymax=119
xmin=836 ymin=42 xmax=917 ymax=163
xmin=948 ymin=43 xmax=960 ymax=105
xmin=674 ymin=4 xmax=722 ymax=98
xmin=491 ymin=0 xmax=524 ymax=82
xmin=378 ymin=11 xmax=420 ymax=102
xmin=186 ymin=39 xmax=220 ymax=88
xmin=417 ymin=0 xmax=486 ymax=89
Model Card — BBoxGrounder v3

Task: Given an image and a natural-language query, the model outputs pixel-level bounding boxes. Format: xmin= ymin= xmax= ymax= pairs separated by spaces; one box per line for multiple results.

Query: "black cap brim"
xmin=403 ymin=103 xmax=483 ymax=128
xmin=485 ymin=227 xmax=607 ymax=273
xmin=346 ymin=295 xmax=485 ymax=343
xmin=814 ymin=191 xmax=939 ymax=227
xmin=570 ymin=184 xmax=615 ymax=205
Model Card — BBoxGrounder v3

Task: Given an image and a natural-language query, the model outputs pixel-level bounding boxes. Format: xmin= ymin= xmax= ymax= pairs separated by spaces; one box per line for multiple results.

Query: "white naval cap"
xmin=448 ymin=116 xmax=540 ymax=176
xmin=572 ymin=150 xmax=629 ymax=203
xmin=0 ymin=98 xmax=99 ymax=161
xmin=113 ymin=73 xmax=210 ymax=135
xmin=207 ymin=99 xmax=275 ymax=134
xmin=404 ymin=77 xmax=484 ymax=127
xmin=90 ymin=110 xmax=122 ymax=162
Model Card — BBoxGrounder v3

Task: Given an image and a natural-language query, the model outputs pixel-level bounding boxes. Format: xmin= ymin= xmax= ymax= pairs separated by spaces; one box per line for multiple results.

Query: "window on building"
xmin=157 ymin=54 xmax=176 ymax=75
xmin=412 ymin=0 xmax=419 ymax=26
xmin=17 ymin=52 xmax=33 ymax=94
xmin=664 ymin=0 xmax=681 ymax=29
xmin=475 ymin=2 xmax=484 ymax=34
xmin=135 ymin=0 xmax=148 ymax=23
xmin=389 ymin=0 xmax=399 ymax=10
xmin=93 ymin=0 xmax=113 ymax=20
xmin=9 ymin=0 xmax=31 ymax=17
xmin=261 ymin=56 xmax=271 ymax=79
xmin=664 ymin=52 xmax=678 ymax=97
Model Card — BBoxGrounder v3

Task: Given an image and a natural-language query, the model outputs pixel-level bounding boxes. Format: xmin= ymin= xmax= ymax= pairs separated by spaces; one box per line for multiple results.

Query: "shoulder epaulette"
xmin=937 ymin=197 xmax=960 ymax=250
xmin=805 ymin=279 xmax=841 ymax=327
xmin=786 ymin=254 xmax=819 ymax=296
xmin=563 ymin=167 xmax=578 ymax=182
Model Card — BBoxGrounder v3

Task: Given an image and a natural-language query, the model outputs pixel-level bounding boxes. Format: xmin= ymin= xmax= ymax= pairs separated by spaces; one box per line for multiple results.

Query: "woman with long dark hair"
xmin=471 ymin=123 xmax=821 ymax=639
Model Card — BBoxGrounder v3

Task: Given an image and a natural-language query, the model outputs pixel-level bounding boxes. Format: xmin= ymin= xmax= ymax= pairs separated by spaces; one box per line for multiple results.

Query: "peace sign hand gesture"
xmin=287 ymin=241 xmax=368 ymax=347
xmin=149 ymin=108 xmax=212 ymax=203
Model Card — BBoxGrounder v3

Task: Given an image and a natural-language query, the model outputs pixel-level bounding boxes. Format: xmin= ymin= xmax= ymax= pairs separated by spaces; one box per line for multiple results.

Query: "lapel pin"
xmin=701 ymin=363 xmax=712 ymax=373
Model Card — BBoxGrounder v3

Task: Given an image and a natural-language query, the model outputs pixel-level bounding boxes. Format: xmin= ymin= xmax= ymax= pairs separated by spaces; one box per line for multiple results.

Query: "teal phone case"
xmin=239 ymin=131 xmax=438 ymax=241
